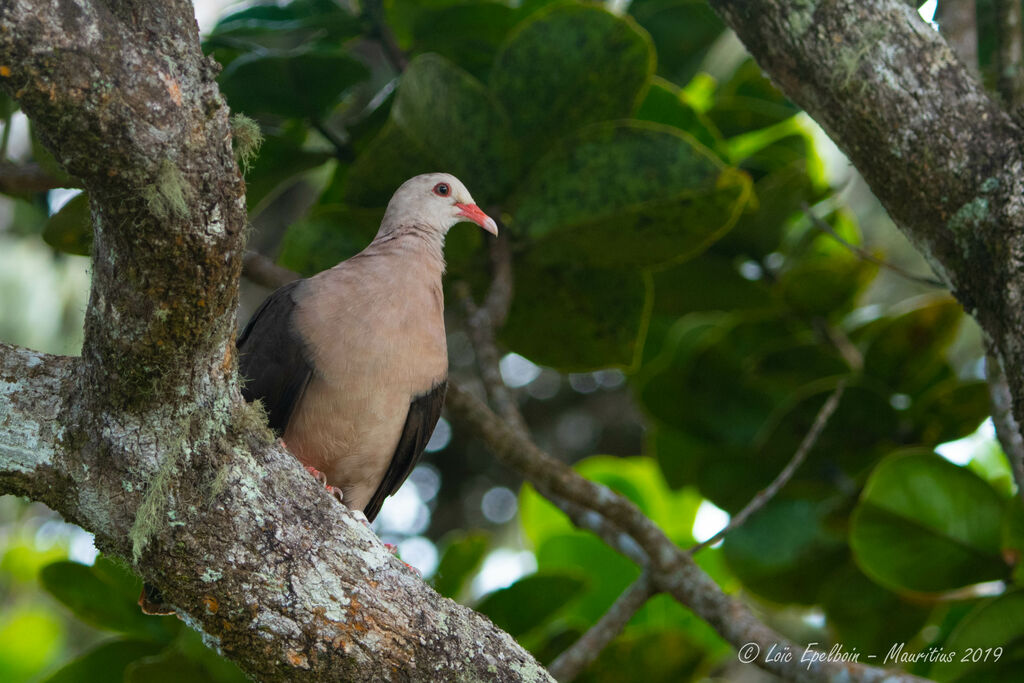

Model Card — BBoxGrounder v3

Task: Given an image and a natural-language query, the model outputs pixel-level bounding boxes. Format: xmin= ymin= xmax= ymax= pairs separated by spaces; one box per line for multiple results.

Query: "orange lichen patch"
xmin=221 ymin=343 xmax=234 ymax=374
xmin=157 ymin=71 xmax=183 ymax=106
xmin=203 ymin=595 xmax=219 ymax=613
xmin=286 ymin=650 xmax=309 ymax=668
xmin=0 ymin=66 xmax=10 ymax=77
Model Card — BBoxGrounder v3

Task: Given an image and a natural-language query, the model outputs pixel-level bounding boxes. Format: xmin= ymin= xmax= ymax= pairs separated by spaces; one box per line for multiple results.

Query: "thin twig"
xmin=241 ymin=250 xmax=299 ymax=289
xmin=365 ymin=0 xmax=408 ymax=72
xmin=985 ymin=347 xmax=1024 ymax=502
xmin=801 ymin=203 xmax=945 ymax=288
xmin=0 ymin=162 xmax=76 ymax=194
xmin=548 ymin=572 xmax=656 ymax=682
xmin=455 ymin=230 xmax=529 ymax=439
xmin=689 ymin=380 xmax=847 ymax=554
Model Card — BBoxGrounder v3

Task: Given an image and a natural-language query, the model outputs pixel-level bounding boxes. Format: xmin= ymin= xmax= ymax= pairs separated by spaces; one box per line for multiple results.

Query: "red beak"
xmin=455 ymin=202 xmax=499 ymax=236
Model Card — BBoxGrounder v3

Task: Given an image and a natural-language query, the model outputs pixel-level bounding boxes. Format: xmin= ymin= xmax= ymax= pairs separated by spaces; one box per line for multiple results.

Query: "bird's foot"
xmin=304 ymin=465 xmax=343 ymax=503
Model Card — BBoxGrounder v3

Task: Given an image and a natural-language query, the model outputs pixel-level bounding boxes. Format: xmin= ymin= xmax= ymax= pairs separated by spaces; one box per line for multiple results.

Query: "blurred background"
xmin=1 ymin=1 xmax=1020 ymax=681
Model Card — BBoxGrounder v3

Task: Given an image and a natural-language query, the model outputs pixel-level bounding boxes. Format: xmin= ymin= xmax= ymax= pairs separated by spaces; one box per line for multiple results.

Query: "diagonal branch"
xmin=444 ymin=383 xmax=926 ymax=683
xmin=689 ymin=380 xmax=847 ymax=554
xmin=547 ymin=572 xmax=656 ymax=682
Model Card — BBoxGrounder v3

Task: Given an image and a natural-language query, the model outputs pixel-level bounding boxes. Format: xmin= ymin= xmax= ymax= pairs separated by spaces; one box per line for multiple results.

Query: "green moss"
xmin=141 ymin=159 xmax=189 ymax=221
xmin=130 ymin=435 xmax=187 ymax=562
xmin=786 ymin=0 xmax=819 ymax=37
xmin=949 ymin=196 xmax=990 ymax=233
xmin=230 ymin=114 xmax=263 ymax=174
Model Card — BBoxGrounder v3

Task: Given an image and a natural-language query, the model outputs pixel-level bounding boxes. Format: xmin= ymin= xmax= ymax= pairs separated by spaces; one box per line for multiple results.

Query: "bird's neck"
xmin=366 ymin=223 xmax=446 ymax=275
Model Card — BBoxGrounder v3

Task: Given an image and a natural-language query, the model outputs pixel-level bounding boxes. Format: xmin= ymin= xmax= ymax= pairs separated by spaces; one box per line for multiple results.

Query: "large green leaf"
xmin=243 ymin=131 xmax=334 ymax=213
xmin=392 ymin=53 xmax=514 ymax=203
xmin=39 ymin=558 xmax=176 ymax=641
xmin=343 ymin=121 xmax=435 ymax=207
xmin=277 ymin=205 xmax=382 ymax=276
xmin=635 ymin=77 xmax=722 ymax=152
xmin=204 ymin=0 xmax=363 ymax=57
xmin=722 ymin=498 xmax=847 ymax=603
xmin=218 ymin=47 xmax=369 ymax=119
xmin=820 ymin=563 xmax=931 ymax=654
xmin=410 ymin=2 xmax=520 ymax=81
xmin=43 ymin=639 xmax=164 ymax=683
xmin=929 ymin=589 xmax=1024 ymax=682
xmin=431 ymin=531 xmax=490 ymax=600
xmin=125 ymin=628 xmax=248 ymax=683
xmin=511 ymin=122 xmax=750 ymax=268
xmin=706 ymin=59 xmax=801 ymax=138
xmin=652 ymin=255 xmax=774 ymax=317
xmin=861 ymin=297 xmax=964 ymax=396
xmin=850 ymin=451 xmax=1009 ymax=593
xmin=42 ymin=192 xmax=91 ymax=256
xmin=500 ymin=257 xmax=650 ymax=371
xmin=630 ymin=0 xmax=725 ymax=85
xmin=476 ymin=572 xmax=587 ymax=638
xmin=490 ymin=4 xmax=653 ymax=158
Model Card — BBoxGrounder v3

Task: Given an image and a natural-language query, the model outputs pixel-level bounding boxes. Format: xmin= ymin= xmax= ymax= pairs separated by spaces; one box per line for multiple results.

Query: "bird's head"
xmin=381 ymin=173 xmax=499 ymax=238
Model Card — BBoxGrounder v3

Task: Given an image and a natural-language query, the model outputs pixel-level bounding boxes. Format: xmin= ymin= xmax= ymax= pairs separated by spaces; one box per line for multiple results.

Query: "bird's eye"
xmin=433 ymin=182 xmax=450 ymax=197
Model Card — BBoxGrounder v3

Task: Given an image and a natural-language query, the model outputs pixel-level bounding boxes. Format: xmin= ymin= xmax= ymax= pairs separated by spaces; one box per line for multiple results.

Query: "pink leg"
xmin=304 ymin=465 xmax=344 ymax=503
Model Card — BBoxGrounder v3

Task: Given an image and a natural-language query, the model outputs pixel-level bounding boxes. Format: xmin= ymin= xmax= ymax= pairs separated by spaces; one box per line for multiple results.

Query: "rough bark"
xmin=708 ymin=0 xmax=1024 ymax=450
xmin=0 ymin=1 xmax=551 ymax=680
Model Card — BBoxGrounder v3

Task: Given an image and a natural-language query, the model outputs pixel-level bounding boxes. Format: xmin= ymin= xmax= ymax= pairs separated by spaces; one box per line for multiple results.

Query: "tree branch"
xmin=0 ymin=1 xmax=555 ymax=679
xmin=985 ymin=347 xmax=1024 ymax=501
xmin=689 ymin=380 xmax=847 ymax=554
xmin=547 ymin=572 xmax=656 ymax=682
xmin=0 ymin=162 xmax=76 ymax=194
xmin=709 ymin=0 xmax=1024 ymax=470
xmin=444 ymin=383 xmax=925 ymax=683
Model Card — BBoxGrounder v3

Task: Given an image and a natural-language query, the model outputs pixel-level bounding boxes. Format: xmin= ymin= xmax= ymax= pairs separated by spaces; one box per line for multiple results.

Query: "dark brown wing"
xmin=236 ymin=279 xmax=314 ymax=435
xmin=363 ymin=380 xmax=447 ymax=522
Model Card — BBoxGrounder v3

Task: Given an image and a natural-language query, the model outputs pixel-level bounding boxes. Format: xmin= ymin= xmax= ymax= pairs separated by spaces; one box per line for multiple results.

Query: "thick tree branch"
xmin=709 ymin=0 xmax=1024 ymax=458
xmin=0 ymin=2 xmax=554 ymax=680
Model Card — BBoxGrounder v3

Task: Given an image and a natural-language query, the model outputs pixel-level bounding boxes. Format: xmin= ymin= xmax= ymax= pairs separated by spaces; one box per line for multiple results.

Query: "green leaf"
xmin=43 ymin=639 xmax=164 ymax=683
xmin=431 ymin=531 xmax=490 ymax=600
xmin=42 ymin=193 xmax=91 ymax=256
xmin=630 ymin=0 xmax=725 ymax=84
xmin=476 ymin=572 xmax=587 ymax=638
xmin=929 ymin=589 xmax=1024 ymax=681
xmin=219 ymin=47 xmax=369 ymax=119
xmin=820 ymin=563 xmax=931 ymax=654
xmin=490 ymin=4 xmax=654 ymax=159
xmin=722 ymin=498 xmax=847 ymax=603
xmin=205 ymin=0 xmax=362 ymax=54
xmin=392 ymin=54 xmax=514 ymax=203
xmin=0 ymin=608 xmax=63 ymax=681
xmin=910 ymin=380 xmax=991 ymax=446
xmin=706 ymin=59 xmax=801 ymax=138
xmin=277 ymin=205 xmax=382 ymax=275
xmin=410 ymin=2 xmax=521 ymax=80
xmin=39 ymin=559 xmax=177 ymax=640
xmin=651 ymin=254 xmax=774 ymax=317
xmin=511 ymin=122 xmax=750 ymax=269
xmin=635 ymin=77 xmax=723 ymax=152
xmin=342 ymin=121 xmax=435 ymax=207
xmin=244 ymin=131 xmax=333 ymax=213
xmin=850 ymin=450 xmax=1009 ymax=593
xmin=500 ymin=257 xmax=650 ymax=371
xmin=125 ymin=628 xmax=248 ymax=683
xmin=862 ymin=298 xmax=964 ymax=396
